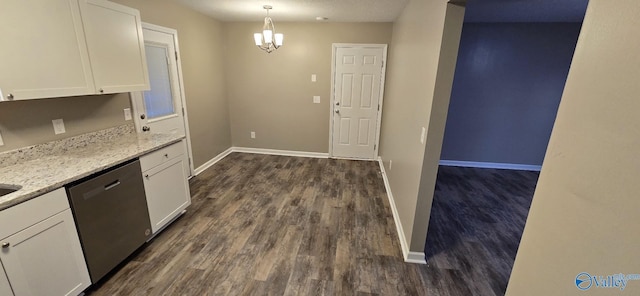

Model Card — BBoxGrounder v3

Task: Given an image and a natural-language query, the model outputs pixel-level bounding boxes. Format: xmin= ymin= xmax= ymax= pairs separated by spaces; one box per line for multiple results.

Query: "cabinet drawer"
xmin=0 ymin=188 xmax=70 ymax=240
xmin=140 ymin=141 xmax=185 ymax=172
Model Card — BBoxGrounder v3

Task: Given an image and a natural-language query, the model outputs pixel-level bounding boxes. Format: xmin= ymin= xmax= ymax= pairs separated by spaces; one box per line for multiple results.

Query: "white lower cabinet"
xmin=141 ymin=141 xmax=192 ymax=234
xmin=0 ymin=266 xmax=12 ymax=296
xmin=0 ymin=188 xmax=90 ymax=296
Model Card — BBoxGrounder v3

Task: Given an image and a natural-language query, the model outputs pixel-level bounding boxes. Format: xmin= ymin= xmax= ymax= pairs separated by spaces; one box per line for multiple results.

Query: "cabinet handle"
xmin=1 ymin=242 xmax=9 ymax=248
xmin=99 ymin=88 xmax=104 ymax=93
xmin=164 ymin=154 xmax=169 ymax=158
xmin=145 ymin=174 xmax=149 ymax=178
xmin=7 ymin=93 xmax=14 ymax=100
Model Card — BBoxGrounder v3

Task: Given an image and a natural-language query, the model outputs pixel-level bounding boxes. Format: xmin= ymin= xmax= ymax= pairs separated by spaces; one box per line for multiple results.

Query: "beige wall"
xmin=413 ymin=3 xmax=465 ymax=252
xmin=0 ymin=94 xmax=130 ymax=152
xmin=112 ymin=0 xmax=231 ymax=168
xmin=224 ymin=22 xmax=392 ymax=152
xmin=378 ymin=0 xmax=464 ymax=254
xmin=506 ymin=0 xmax=640 ymax=295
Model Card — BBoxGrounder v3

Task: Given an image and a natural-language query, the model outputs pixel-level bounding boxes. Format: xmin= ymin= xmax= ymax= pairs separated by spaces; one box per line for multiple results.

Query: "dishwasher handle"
xmin=104 ymin=180 xmax=121 ymax=191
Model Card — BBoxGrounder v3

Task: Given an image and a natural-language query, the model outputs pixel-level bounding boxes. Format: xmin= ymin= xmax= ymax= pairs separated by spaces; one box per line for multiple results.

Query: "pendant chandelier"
xmin=253 ymin=5 xmax=283 ymax=53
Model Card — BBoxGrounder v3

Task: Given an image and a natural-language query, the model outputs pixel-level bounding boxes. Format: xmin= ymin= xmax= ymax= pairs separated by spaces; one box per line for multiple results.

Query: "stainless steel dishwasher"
xmin=66 ymin=159 xmax=151 ymax=283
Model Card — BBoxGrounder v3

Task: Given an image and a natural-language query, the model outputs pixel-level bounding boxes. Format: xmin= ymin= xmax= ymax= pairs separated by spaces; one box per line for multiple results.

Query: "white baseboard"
xmin=232 ymin=147 xmax=329 ymax=159
xmin=377 ymin=157 xmax=427 ymax=265
xmin=194 ymin=147 xmax=233 ymax=175
xmin=439 ymin=160 xmax=542 ymax=171
xmin=195 ymin=147 xmax=329 ymax=175
xmin=406 ymin=252 xmax=427 ymax=264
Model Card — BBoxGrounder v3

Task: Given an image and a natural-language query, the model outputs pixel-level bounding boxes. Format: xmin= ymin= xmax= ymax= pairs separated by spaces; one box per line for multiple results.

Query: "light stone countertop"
xmin=0 ymin=124 xmax=184 ymax=211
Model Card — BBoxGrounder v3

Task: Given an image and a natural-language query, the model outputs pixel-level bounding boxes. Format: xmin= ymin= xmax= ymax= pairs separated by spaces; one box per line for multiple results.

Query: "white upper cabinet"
xmin=0 ymin=0 xmax=95 ymax=101
xmin=0 ymin=0 xmax=149 ymax=101
xmin=79 ymin=0 xmax=150 ymax=94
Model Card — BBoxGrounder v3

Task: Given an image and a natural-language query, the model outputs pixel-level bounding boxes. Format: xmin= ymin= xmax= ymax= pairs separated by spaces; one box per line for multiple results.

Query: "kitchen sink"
xmin=0 ymin=185 xmax=21 ymax=197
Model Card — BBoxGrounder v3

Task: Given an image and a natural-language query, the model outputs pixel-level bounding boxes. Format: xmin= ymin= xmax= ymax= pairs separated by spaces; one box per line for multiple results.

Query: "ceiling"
xmin=174 ymin=0 xmax=589 ymax=23
xmin=464 ymin=0 xmax=589 ymax=23
xmin=175 ymin=0 xmax=409 ymax=22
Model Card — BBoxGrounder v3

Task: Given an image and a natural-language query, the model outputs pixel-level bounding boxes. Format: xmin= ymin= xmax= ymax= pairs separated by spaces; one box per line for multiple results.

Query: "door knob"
xmin=335 ymin=109 xmax=340 ymax=114
xmin=140 ymin=114 xmax=146 ymax=119
xmin=2 ymin=242 xmax=9 ymax=248
xmin=336 ymin=102 xmax=340 ymax=106
xmin=142 ymin=126 xmax=151 ymax=132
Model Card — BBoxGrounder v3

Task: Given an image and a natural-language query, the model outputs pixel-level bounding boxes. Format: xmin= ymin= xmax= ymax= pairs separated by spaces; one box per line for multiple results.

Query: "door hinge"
xmin=182 ymin=107 xmax=185 ymax=116
xmin=175 ymin=51 xmax=178 ymax=61
xmin=374 ymin=144 xmax=377 ymax=150
xmin=382 ymin=61 xmax=384 ymax=68
xmin=378 ymin=104 xmax=380 ymax=111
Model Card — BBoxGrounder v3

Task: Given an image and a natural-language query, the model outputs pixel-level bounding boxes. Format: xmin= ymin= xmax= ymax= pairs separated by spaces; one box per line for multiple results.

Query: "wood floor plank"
xmin=86 ymin=154 xmax=537 ymax=296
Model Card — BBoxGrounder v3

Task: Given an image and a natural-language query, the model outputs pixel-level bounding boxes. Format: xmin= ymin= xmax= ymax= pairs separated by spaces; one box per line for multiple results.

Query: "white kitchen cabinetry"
xmin=79 ymin=0 xmax=149 ymax=94
xmin=0 ymin=0 xmax=95 ymax=101
xmin=0 ymin=0 xmax=149 ymax=101
xmin=0 ymin=268 xmax=12 ymax=296
xmin=0 ymin=188 xmax=91 ymax=296
xmin=140 ymin=140 xmax=192 ymax=235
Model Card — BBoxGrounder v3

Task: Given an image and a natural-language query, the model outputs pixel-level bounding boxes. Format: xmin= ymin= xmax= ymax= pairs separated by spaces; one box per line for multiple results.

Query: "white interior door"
xmin=131 ymin=24 xmax=194 ymax=176
xmin=331 ymin=45 xmax=387 ymax=159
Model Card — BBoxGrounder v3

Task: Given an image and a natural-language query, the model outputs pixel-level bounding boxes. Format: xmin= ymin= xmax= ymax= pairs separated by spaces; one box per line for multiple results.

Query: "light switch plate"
xmin=313 ymin=96 xmax=321 ymax=104
xmin=53 ymin=119 xmax=66 ymax=135
xmin=0 ymin=130 xmax=4 ymax=146
xmin=124 ymin=108 xmax=132 ymax=121
xmin=251 ymin=131 xmax=256 ymax=139
xmin=311 ymin=74 xmax=317 ymax=82
xmin=420 ymin=127 xmax=426 ymax=144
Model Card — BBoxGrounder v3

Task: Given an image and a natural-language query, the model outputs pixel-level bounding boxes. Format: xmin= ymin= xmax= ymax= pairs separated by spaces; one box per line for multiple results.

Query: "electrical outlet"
xmin=389 ymin=160 xmax=392 ymax=170
xmin=0 ymin=130 xmax=4 ymax=146
xmin=124 ymin=108 xmax=132 ymax=121
xmin=420 ymin=127 xmax=426 ymax=144
xmin=311 ymin=74 xmax=317 ymax=82
xmin=313 ymin=96 xmax=321 ymax=104
xmin=52 ymin=119 xmax=66 ymax=135
xmin=251 ymin=131 xmax=256 ymax=139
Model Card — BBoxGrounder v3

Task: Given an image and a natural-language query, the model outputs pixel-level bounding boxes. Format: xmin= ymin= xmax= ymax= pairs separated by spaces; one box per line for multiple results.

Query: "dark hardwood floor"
xmin=86 ymin=153 xmax=538 ymax=295
xmin=424 ymin=166 xmax=539 ymax=296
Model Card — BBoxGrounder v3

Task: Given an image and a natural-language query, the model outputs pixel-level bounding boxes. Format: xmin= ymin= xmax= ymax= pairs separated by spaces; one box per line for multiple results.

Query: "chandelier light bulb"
xmin=263 ymin=29 xmax=273 ymax=44
xmin=253 ymin=33 xmax=262 ymax=46
xmin=274 ymin=34 xmax=284 ymax=46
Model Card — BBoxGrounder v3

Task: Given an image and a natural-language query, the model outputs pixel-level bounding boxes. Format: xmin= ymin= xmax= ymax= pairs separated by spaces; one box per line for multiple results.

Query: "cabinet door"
xmin=0 ymin=0 xmax=95 ymax=101
xmin=0 ymin=266 xmax=13 ymax=296
xmin=143 ymin=156 xmax=192 ymax=234
xmin=0 ymin=209 xmax=91 ymax=296
xmin=79 ymin=0 xmax=150 ymax=94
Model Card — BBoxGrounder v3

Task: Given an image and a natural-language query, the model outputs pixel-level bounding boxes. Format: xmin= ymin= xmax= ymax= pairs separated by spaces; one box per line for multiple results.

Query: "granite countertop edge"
xmin=0 ymin=128 xmax=185 ymax=211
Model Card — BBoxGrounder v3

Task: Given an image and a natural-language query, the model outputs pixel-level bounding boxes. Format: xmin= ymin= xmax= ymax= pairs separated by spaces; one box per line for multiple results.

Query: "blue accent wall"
xmin=440 ymin=22 xmax=582 ymax=166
